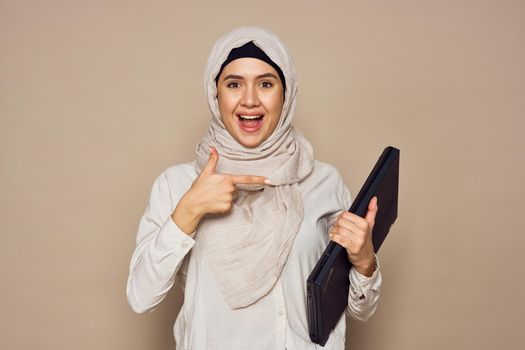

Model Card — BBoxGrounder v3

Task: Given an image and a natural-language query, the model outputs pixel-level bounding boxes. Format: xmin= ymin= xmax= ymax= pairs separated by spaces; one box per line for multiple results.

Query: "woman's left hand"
xmin=330 ymin=196 xmax=378 ymax=277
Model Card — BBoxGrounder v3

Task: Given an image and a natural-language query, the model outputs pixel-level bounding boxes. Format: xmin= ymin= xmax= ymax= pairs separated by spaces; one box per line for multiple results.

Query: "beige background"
xmin=1 ymin=0 xmax=524 ymax=349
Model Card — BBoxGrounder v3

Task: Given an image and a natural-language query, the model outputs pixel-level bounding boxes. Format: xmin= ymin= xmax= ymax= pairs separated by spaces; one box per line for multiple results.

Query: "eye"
xmin=260 ymin=81 xmax=273 ymax=88
xmin=226 ymin=81 xmax=241 ymax=88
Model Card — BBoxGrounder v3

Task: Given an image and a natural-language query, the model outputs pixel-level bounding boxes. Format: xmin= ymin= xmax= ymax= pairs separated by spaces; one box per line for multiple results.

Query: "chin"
xmin=236 ymin=135 xmax=265 ymax=148
xmin=238 ymin=140 xmax=262 ymax=148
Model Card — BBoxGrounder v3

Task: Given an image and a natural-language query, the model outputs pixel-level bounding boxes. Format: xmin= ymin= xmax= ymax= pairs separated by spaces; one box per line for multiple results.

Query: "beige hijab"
xmin=195 ymin=26 xmax=314 ymax=309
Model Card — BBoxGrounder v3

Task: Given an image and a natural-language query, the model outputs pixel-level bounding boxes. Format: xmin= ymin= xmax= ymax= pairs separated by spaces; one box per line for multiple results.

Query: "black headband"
xmin=215 ymin=41 xmax=286 ymax=92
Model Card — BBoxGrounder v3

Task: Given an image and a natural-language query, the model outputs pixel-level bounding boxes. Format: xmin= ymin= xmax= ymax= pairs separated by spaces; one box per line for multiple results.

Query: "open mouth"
xmin=237 ymin=114 xmax=264 ymax=132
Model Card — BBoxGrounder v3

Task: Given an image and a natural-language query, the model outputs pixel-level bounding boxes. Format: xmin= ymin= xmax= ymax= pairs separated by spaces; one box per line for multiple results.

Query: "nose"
xmin=240 ymin=84 xmax=260 ymax=108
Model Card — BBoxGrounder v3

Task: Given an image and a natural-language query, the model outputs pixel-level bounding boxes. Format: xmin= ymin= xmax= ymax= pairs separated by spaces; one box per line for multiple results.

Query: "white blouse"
xmin=127 ymin=160 xmax=382 ymax=350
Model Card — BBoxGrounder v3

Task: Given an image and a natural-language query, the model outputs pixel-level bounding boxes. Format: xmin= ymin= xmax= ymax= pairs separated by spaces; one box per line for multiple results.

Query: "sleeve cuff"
xmin=153 ymin=216 xmax=196 ymax=256
xmin=348 ymin=255 xmax=382 ymax=302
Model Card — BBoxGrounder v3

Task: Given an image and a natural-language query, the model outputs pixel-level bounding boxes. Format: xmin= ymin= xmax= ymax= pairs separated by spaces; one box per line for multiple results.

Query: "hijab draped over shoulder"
xmin=195 ymin=26 xmax=314 ymax=309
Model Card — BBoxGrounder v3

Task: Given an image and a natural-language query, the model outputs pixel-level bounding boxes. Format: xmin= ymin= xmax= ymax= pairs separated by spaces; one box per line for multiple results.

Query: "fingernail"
xmin=264 ymin=179 xmax=272 ymax=185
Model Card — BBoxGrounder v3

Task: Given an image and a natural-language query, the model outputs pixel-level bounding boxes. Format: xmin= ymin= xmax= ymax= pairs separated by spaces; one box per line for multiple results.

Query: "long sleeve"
xmin=346 ymin=256 xmax=382 ymax=321
xmin=126 ymin=173 xmax=195 ymax=314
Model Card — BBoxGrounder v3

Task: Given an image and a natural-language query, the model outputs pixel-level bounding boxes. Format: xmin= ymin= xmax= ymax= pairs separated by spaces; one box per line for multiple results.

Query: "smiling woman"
xmin=217 ymin=56 xmax=284 ymax=148
xmin=126 ymin=26 xmax=382 ymax=350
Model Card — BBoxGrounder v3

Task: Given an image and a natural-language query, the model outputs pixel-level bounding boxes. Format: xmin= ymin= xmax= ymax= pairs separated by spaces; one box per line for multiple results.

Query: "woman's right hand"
xmin=171 ymin=147 xmax=270 ymax=234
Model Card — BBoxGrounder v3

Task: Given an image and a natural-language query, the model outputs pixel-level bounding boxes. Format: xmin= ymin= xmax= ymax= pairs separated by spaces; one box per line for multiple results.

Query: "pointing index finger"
xmin=229 ymin=174 xmax=272 ymax=185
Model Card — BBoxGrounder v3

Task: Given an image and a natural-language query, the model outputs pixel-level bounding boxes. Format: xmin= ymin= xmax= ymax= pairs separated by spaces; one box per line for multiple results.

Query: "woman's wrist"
xmin=352 ymin=256 xmax=376 ymax=277
xmin=171 ymin=193 xmax=203 ymax=235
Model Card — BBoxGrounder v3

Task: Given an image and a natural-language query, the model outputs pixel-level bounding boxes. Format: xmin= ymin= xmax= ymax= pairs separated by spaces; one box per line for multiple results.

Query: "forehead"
xmin=219 ymin=58 xmax=279 ymax=79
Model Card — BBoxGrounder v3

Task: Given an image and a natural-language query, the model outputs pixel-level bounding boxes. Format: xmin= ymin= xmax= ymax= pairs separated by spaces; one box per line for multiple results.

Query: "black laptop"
xmin=306 ymin=146 xmax=400 ymax=346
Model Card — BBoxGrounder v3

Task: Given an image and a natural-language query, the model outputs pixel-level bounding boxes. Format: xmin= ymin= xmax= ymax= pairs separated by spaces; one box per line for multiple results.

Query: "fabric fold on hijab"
xmin=195 ymin=26 xmax=314 ymax=309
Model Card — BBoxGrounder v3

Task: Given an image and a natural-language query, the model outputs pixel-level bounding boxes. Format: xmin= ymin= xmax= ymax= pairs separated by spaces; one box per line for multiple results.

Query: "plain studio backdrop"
xmin=1 ymin=0 xmax=524 ymax=349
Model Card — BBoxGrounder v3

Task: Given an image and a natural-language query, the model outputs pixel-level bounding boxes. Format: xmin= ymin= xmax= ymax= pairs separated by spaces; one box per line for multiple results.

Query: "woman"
xmin=127 ymin=26 xmax=381 ymax=349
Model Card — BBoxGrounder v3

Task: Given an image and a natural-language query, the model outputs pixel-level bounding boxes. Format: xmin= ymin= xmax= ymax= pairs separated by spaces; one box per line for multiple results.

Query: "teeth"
xmin=239 ymin=115 xmax=262 ymax=120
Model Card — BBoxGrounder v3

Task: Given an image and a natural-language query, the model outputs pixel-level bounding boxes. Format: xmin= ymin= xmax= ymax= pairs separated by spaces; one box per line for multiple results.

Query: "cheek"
xmin=264 ymin=95 xmax=284 ymax=128
xmin=217 ymin=93 xmax=238 ymax=126
xmin=217 ymin=93 xmax=230 ymax=114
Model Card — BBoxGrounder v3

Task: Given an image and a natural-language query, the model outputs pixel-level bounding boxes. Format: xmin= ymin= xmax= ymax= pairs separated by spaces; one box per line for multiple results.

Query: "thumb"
xmin=202 ymin=146 xmax=219 ymax=174
xmin=364 ymin=196 xmax=378 ymax=229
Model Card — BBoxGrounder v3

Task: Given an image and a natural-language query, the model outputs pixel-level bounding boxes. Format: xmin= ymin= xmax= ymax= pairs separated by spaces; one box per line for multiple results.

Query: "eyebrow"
xmin=222 ymin=72 xmax=279 ymax=81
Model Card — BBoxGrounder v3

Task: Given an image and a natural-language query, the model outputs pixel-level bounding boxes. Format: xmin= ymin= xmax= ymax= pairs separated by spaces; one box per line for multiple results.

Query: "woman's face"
xmin=217 ymin=57 xmax=284 ymax=148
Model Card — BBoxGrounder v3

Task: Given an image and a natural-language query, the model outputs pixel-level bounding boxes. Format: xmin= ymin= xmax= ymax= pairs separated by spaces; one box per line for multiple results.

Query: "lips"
xmin=237 ymin=114 xmax=264 ymax=133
